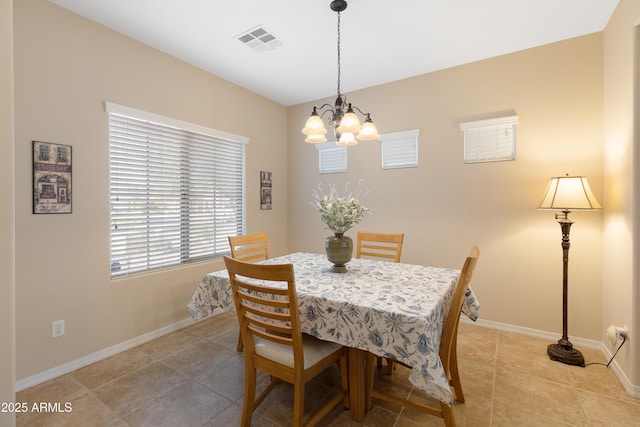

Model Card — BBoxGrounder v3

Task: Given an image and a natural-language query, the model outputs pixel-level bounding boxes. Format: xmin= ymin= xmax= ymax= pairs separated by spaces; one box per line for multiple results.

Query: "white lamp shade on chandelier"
xmin=336 ymin=110 xmax=361 ymax=134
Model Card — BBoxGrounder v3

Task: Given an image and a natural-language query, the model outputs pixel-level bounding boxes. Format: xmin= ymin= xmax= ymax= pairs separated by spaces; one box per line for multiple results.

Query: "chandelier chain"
xmin=336 ymin=11 xmax=341 ymax=97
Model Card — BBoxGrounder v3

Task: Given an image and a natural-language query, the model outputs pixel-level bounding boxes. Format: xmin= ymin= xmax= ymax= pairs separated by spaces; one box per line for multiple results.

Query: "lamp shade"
xmin=336 ymin=132 xmax=357 ymax=146
xmin=302 ymin=113 xmax=328 ymax=136
xmin=537 ymin=175 xmax=602 ymax=210
xmin=336 ymin=111 xmax=362 ymax=134
xmin=356 ymin=118 xmax=380 ymax=141
xmin=305 ymin=133 xmax=328 ymax=144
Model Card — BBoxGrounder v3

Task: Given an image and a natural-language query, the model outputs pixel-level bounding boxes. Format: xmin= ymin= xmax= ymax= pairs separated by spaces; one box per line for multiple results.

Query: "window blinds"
xmin=318 ymin=145 xmax=347 ymax=174
xmin=380 ymin=129 xmax=420 ymax=169
xmin=106 ymin=103 xmax=246 ymax=278
xmin=459 ymin=115 xmax=518 ymax=163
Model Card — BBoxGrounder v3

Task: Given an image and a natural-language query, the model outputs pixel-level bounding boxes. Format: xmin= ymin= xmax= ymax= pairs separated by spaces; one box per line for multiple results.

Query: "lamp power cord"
xmin=585 ymin=336 xmax=627 ymax=368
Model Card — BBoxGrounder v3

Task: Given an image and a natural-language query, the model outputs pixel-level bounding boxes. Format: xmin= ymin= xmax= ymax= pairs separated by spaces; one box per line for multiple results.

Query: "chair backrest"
xmin=223 ymin=256 xmax=303 ymax=367
xmin=228 ymin=232 xmax=271 ymax=263
xmin=356 ymin=231 xmax=404 ymax=262
xmin=439 ymin=245 xmax=480 ymax=371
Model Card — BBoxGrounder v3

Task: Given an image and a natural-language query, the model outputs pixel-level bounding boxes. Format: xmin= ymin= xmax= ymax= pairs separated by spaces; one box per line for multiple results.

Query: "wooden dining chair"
xmin=228 ymin=231 xmax=271 ymax=263
xmin=223 ymin=256 xmax=349 ymax=427
xmin=364 ymin=246 xmax=480 ymax=427
xmin=356 ymin=231 xmax=404 ymax=262
xmin=356 ymin=231 xmax=405 ymax=373
xmin=228 ymin=232 xmax=271 ymax=351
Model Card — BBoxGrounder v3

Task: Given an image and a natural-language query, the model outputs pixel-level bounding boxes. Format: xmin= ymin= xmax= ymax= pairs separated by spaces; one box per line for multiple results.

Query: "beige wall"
xmin=603 ymin=0 xmax=640 ymax=386
xmin=288 ymin=34 xmax=604 ymax=341
xmin=1 ymin=0 xmax=16 ymax=425
xmin=13 ymin=0 xmax=288 ymax=379
xmin=10 ymin=0 xmax=638 ymax=395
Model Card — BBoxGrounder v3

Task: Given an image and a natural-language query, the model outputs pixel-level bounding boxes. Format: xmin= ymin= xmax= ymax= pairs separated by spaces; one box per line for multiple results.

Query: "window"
xmin=380 ymin=129 xmax=420 ymax=169
xmin=106 ymin=102 xmax=248 ymax=278
xmin=317 ymin=142 xmax=347 ymax=174
xmin=459 ymin=115 xmax=518 ymax=163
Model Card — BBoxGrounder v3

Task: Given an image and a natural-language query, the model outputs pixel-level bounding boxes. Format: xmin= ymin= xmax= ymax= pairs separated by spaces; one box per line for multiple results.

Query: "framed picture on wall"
xmin=260 ymin=171 xmax=272 ymax=210
xmin=32 ymin=140 xmax=72 ymax=214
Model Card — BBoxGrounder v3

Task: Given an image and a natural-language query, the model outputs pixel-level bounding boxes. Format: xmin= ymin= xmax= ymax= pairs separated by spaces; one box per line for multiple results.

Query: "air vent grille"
xmin=236 ymin=26 xmax=283 ymax=52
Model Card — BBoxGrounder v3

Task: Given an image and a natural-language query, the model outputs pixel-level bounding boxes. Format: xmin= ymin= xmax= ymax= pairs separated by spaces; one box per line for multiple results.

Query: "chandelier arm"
xmin=319 ymin=108 xmax=336 ymax=120
xmin=348 ymin=104 xmax=373 ymax=118
xmin=313 ymin=104 xmax=337 ymax=120
xmin=313 ymin=103 xmax=335 ymax=112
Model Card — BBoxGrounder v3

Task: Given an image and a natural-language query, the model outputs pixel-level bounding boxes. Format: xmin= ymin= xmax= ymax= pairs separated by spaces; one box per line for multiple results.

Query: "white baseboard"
xmin=462 ymin=317 xmax=639 ymax=399
xmin=15 ymin=317 xmax=195 ymax=392
xmin=17 ymin=316 xmax=639 ymax=400
xmin=461 ymin=317 xmax=602 ymax=349
xmin=600 ymin=341 xmax=640 ymax=399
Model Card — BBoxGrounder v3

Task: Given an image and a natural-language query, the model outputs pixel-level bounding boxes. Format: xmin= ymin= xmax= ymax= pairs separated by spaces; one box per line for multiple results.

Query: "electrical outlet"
xmin=52 ymin=320 xmax=65 ymax=338
xmin=618 ymin=325 xmax=629 ymax=339
xmin=606 ymin=324 xmax=629 ymax=344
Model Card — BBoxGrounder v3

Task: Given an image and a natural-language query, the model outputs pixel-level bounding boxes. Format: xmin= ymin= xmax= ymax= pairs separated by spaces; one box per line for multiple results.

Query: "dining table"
xmin=187 ymin=252 xmax=480 ymax=421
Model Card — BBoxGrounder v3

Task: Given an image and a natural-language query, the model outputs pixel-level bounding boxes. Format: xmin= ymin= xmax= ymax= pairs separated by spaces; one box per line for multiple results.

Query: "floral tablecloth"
xmin=187 ymin=252 xmax=480 ymax=405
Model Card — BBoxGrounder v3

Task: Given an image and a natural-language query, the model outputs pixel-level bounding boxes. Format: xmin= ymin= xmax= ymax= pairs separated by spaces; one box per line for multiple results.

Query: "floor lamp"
xmin=537 ymin=174 xmax=602 ymax=367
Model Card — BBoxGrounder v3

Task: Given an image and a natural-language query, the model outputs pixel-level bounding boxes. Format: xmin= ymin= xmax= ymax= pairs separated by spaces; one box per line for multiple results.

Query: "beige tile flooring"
xmin=16 ymin=311 xmax=640 ymax=426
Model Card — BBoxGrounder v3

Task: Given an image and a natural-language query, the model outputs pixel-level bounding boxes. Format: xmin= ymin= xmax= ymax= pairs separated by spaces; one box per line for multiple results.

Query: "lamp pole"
xmin=547 ymin=210 xmax=585 ymax=367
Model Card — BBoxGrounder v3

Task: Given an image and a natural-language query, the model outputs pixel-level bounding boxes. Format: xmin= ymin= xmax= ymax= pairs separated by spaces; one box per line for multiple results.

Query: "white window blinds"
xmin=459 ymin=115 xmax=518 ymax=163
xmin=317 ymin=143 xmax=347 ymax=174
xmin=106 ymin=102 xmax=247 ymax=278
xmin=380 ymin=129 xmax=420 ymax=169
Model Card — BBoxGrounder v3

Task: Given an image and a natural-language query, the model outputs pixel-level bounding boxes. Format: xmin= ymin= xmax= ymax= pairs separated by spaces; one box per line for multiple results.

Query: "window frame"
xmin=106 ymin=102 xmax=248 ymax=278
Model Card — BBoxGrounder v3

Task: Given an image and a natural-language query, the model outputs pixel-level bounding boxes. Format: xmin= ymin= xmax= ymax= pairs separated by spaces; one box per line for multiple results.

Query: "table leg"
xmin=347 ymin=347 xmax=366 ymax=421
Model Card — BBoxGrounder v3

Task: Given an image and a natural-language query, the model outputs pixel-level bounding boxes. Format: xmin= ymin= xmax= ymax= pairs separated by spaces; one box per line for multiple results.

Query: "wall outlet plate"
xmin=52 ymin=320 xmax=65 ymax=338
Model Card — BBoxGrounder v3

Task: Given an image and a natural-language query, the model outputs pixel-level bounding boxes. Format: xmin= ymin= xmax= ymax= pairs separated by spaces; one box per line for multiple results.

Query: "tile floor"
xmin=15 ymin=311 xmax=640 ymax=426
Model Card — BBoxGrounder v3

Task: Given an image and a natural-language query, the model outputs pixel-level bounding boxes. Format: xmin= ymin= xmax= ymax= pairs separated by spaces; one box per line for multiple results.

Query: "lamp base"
xmin=547 ymin=339 xmax=585 ymax=367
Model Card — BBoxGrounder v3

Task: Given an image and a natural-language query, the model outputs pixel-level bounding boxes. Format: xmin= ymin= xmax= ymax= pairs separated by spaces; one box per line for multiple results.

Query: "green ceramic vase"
xmin=325 ymin=233 xmax=353 ymax=273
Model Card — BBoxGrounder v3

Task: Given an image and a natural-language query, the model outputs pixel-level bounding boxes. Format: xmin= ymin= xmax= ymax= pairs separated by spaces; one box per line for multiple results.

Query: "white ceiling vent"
xmin=236 ymin=26 xmax=284 ymax=52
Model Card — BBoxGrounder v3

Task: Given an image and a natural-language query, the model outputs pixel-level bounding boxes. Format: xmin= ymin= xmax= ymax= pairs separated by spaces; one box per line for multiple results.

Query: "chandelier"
xmin=301 ymin=0 xmax=380 ymax=146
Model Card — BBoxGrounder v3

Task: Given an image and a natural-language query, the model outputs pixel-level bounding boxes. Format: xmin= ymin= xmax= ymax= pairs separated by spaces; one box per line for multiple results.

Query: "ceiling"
xmin=50 ymin=0 xmax=619 ymax=107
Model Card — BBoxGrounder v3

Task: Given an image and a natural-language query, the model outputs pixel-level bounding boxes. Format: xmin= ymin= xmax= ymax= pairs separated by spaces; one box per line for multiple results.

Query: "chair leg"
xmin=241 ymin=366 xmax=256 ymax=427
xmin=449 ymin=361 xmax=464 ymax=402
xmin=236 ymin=332 xmax=243 ymax=352
xmin=292 ymin=380 xmax=304 ymax=427
xmin=440 ymin=402 xmax=456 ymax=427
xmin=449 ymin=333 xmax=464 ymax=402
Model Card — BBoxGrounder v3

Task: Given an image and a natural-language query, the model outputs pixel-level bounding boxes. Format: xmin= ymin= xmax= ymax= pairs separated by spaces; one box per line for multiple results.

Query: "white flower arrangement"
xmin=312 ymin=183 xmax=371 ymax=234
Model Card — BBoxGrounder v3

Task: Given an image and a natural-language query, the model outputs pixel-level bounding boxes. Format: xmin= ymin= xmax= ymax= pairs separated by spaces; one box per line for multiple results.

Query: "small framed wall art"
xmin=32 ymin=140 xmax=72 ymax=214
xmin=260 ymin=171 xmax=272 ymax=210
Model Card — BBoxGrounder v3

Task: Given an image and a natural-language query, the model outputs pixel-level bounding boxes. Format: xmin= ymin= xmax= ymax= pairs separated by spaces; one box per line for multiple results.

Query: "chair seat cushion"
xmin=255 ymin=334 xmax=342 ymax=369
